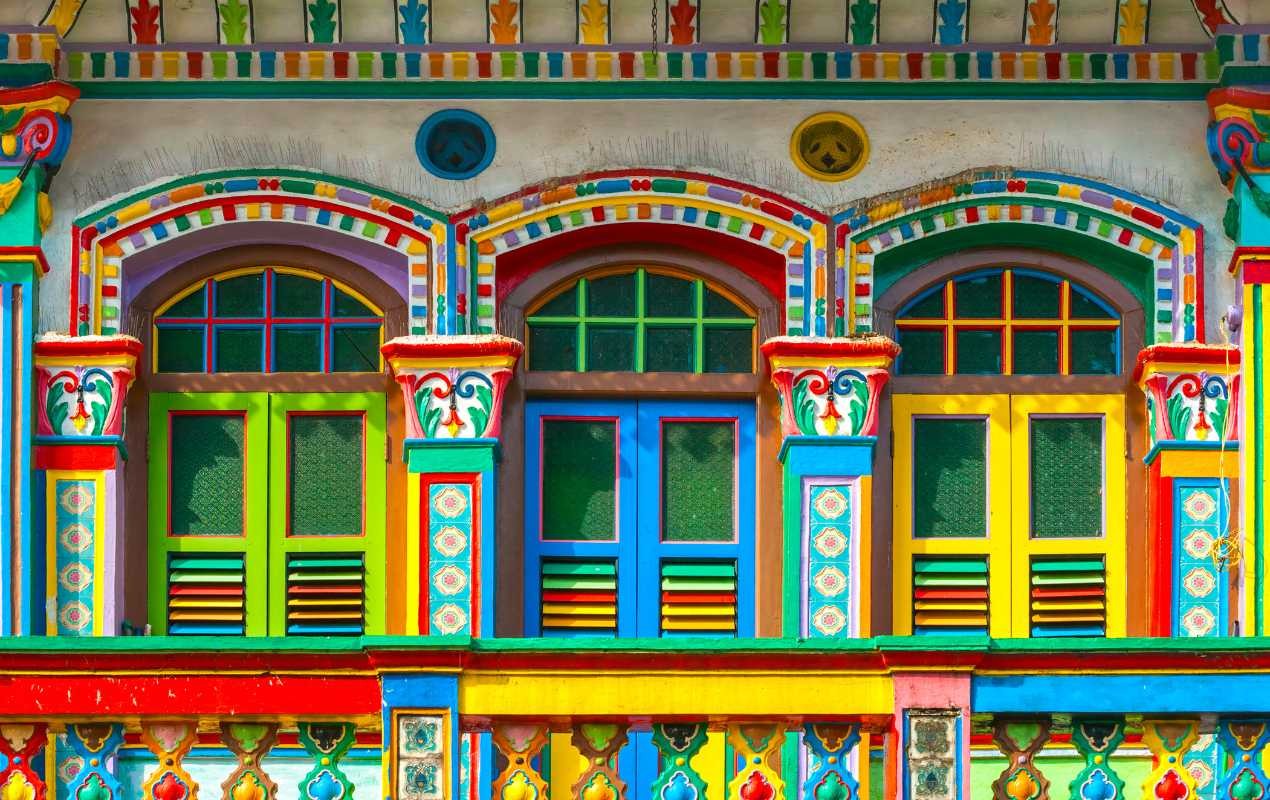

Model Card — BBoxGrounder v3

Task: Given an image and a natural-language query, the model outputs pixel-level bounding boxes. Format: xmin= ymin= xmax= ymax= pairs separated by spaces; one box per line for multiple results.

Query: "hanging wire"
xmin=651 ymin=0 xmax=659 ymax=55
xmin=1212 ymin=308 xmax=1242 ymax=576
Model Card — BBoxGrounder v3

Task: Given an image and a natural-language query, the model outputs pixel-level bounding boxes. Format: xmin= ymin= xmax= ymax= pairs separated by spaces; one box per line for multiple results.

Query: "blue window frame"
xmin=524 ymin=399 xmax=756 ymax=638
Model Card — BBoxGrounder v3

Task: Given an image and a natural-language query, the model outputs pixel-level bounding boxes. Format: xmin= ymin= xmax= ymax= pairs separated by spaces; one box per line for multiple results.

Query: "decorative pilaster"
xmin=491 ymin=725 xmax=549 ymax=800
xmin=763 ymin=336 xmax=898 ymax=638
xmin=0 ymin=724 xmax=48 ymax=800
xmin=802 ymin=724 xmax=860 ymax=800
xmin=727 ymin=724 xmax=787 ymax=800
xmin=383 ymin=335 xmax=522 ymax=637
xmin=62 ymin=723 xmax=124 ymax=800
xmin=651 ymin=724 xmax=709 ymax=800
xmin=1142 ymin=720 xmax=1200 ymax=800
xmin=990 ymin=719 xmax=1050 ymax=800
xmin=570 ymin=724 xmax=629 ymax=800
xmin=1216 ymin=722 xmax=1270 ymax=800
xmin=140 ymin=723 xmax=199 ymax=800
xmin=1134 ymin=344 xmax=1240 ymax=637
xmin=1069 ymin=719 xmax=1126 ymax=800
xmin=298 ymin=723 xmax=357 ymax=800
xmin=220 ymin=722 xmax=278 ymax=800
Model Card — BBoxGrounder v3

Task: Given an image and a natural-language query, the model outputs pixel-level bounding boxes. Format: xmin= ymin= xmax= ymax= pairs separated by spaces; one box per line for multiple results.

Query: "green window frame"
xmin=525 ymin=267 xmax=756 ymax=374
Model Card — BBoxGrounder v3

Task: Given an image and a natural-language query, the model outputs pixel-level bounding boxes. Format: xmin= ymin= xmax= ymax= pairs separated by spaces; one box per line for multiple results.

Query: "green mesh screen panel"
xmin=1012 ymin=275 xmax=1061 ymax=318
xmin=156 ymin=328 xmax=205 ymax=373
xmin=214 ymin=328 xmax=264 ymax=372
xmin=954 ymin=273 xmax=1002 ymax=318
xmin=1070 ymin=329 xmax=1118 ymax=375
xmin=645 ymin=327 xmax=694 ymax=372
xmin=542 ymin=420 xmax=617 ymax=541
xmin=955 ymin=329 xmax=1002 ymax=375
xmin=903 ymin=290 xmax=944 ymax=319
xmin=587 ymin=273 xmax=637 ymax=317
xmin=896 ymin=330 xmax=944 ymax=375
xmin=1013 ymin=330 xmax=1060 ymax=375
xmin=273 ymin=273 xmax=324 ymax=317
xmin=536 ymin=286 xmax=578 ymax=317
xmin=528 ymin=325 xmax=579 ymax=371
xmin=170 ymin=414 xmax=245 ymax=536
xmin=163 ymin=286 xmax=207 ymax=318
xmin=1030 ymin=418 xmax=1104 ymax=538
xmin=662 ymin=422 xmax=735 ymax=542
xmin=646 ymin=274 xmax=695 ymax=317
xmin=332 ymin=287 xmax=375 ymax=317
xmin=289 ymin=414 xmax=364 ymax=536
xmin=332 ymin=326 xmax=381 ymax=372
xmin=703 ymin=288 xmax=746 ymax=318
xmin=274 ymin=327 xmax=323 ymax=372
xmin=213 ymin=273 xmax=264 ymax=317
xmin=703 ymin=328 xmax=752 ymax=374
xmin=912 ymin=418 xmax=987 ymax=538
xmin=1069 ymin=288 xmax=1115 ymax=319
xmin=586 ymin=326 xmax=636 ymax=371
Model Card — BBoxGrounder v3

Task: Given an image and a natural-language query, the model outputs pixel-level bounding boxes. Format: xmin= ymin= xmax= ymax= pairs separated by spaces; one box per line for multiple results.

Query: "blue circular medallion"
xmin=415 ymin=109 xmax=496 ymax=180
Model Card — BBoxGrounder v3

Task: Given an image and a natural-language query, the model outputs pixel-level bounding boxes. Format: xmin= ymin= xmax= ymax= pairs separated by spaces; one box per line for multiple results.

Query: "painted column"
xmin=762 ymin=336 xmax=898 ymax=639
xmin=893 ymin=672 xmax=970 ymax=800
xmin=384 ymin=672 xmax=460 ymax=800
xmin=1134 ymin=344 xmax=1240 ymax=638
xmin=32 ymin=335 xmax=141 ymax=637
xmin=382 ymin=335 xmax=522 ymax=638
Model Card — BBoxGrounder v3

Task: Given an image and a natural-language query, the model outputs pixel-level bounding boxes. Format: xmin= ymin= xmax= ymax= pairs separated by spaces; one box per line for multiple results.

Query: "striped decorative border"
xmin=834 ymin=169 xmax=1204 ymax=344
xmin=71 ymin=169 xmax=446 ymax=337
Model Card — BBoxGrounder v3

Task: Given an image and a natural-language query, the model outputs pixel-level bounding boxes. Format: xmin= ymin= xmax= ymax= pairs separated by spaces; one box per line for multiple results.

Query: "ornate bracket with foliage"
xmin=763 ymin=336 xmax=899 ymax=439
xmin=34 ymin=335 xmax=142 ymax=441
xmin=1208 ymin=88 xmax=1270 ymax=194
xmin=1134 ymin=343 xmax=1240 ymax=447
xmin=383 ymin=335 xmax=522 ymax=441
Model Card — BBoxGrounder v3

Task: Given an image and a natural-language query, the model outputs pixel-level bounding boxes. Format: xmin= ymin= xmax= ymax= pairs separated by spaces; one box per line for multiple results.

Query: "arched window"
xmin=524 ymin=267 xmax=755 ymax=373
xmin=153 ymin=267 xmax=384 ymax=373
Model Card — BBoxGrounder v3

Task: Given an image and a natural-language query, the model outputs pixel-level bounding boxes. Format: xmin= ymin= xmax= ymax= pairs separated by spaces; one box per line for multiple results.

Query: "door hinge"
xmin=385 ymin=434 xmax=392 ymax=463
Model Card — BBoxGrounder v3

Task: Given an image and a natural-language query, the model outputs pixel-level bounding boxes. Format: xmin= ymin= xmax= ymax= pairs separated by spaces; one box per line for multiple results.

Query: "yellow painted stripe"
xmin=541 ymin=603 xmax=617 ymax=616
xmin=660 ymin=605 xmax=736 ymax=617
xmin=661 ymin=618 xmax=736 ymax=631
xmin=542 ymin=616 xmax=616 ymax=629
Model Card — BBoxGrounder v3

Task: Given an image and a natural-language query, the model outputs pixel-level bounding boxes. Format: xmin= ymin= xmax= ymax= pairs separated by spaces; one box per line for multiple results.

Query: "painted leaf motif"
xmin=1116 ymin=0 xmax=1148 ymax=45
xmin=847 ymin=0 xmax=877 ymax=45
xmin=421 ymin=396 xmax=443 ymax=438
xmin=488 ymin=0 xmax=520 ymax=43
xmin=307 ymin=0 xmax=338 ymax=43
xmin=934 ymin=0 xmax=968 ymax=44
xmin=757 ymin=0 xmax=787 ymax=44
xmin=468 ymin=383 xmax=493 ymax=436
xmin=1210 ymin=395 xmax=1229 ymax=440
xmin=398 ymin=0 xmax=429 ymax=44
xmin=1252 ymin=110 xmax=1270 ymax=138
xmin=129 ymin=0 xmax=162 ymax=43
xmin=217 ymin=0 xmax=250 ymax=44
xmin=792 ymin=379 xmax=818 ymax=436
xmin=578 ymin=0 xmax=609 ymax=44
xmin=47 ymin=384 xmax=69 ymax=435
xmin=1025 ymin=0 xmax=1057 ymax=44
xmin=667 ymin=0 xmax=697 ymax=44
xmin=1166 ymin=392 xmax=1192 ymax=440
xmin=846 ymin=377 xmax=868 ymax=436
xmin=0 ymin=109 xmax=24 ymax=135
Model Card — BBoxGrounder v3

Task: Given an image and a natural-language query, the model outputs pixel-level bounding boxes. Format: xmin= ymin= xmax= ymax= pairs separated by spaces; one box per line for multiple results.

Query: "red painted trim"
xmin=418 ymin=473 xmax=482 ymax=637
xmin=34 ymin=445 xmax=119 ymax=470
xmin=1147 ymin=461 xmax=1173 ymax=636
xmin=381 ymin=336 xmax=524 ymax=362
xmin=0 ymin=81 xmax=79 ymax=106
xmin=0 ymin=246 xmax=51 ymax=277
xmin=1208 ymin=87 xmax=1270 ymax=114
xmin=1229 ymin=248 xmax=1270 ymax=279
xmin=760 ymin=336 xmax=900 ymax=361
xmin=34 ymin=335 xmax=142 ymax=360
xmin=1131 ymin=342 xmax=1240 ymax=383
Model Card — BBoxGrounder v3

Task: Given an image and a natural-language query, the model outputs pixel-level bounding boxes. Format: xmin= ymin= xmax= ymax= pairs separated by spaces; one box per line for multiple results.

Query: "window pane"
xmin=214 ymin=328 xmax=264 ymax=372
xmin=646 ymin=274 xmax=696 ymax=318
xmin=1013 ymin=330 xmax=1060 ymax=375
xmin=645 ymin=327 xmax=694 ymax=372
xmin=1069 ymin=288 xmax=1115 ymax=319
xmin=703 ymin=287 xmax=746 ymax=318
xmin=535 ymin=286 xmax=578 ymax=318
xmin=170 ymin=414 xmax=245 ymax=536
xmin=1012 ymin=274 xmax=1061 ymax=318
xmin=586 ymin=273 xmax=636 ymax=317
xmin=703 ymin=327 xmax=752 ymax=373
xmin=274 ymin=327 xmax=323 ymax=372
xmin=156 ymin=328 xmax=205 ymax=373
xmin=1031 ymin=418 xmax=1103 ymax=538
xmin=663 ymin=422 xmax=735 ymax=542
xmin=528 ymin=325 xmax=578 ymax=371
xmin=162 ymin=285 xmax=207 ymax=318
xmin=902 ymin=288 xmax=945 ymax=319
xmin=1070 ymin=329 xmax=1118 ymax=375
xmin=332 ymin=326 xmax=381 ymax=372
xmin=912 ymin=418 xmax=987 ymax=538
xmin=586 ymin=326 xmax=636 ymax=371
xmin=542 ymin=420 xmax=617 ymax=541
xmin=896 ymin=329 xmax=944 ymax=375
xmin=955 ymin=329 xmax=1002 ymax=374
xmin=332 ymin=287 xmax=376 ymax=318
xmin=213 ymin=273 xmax=264 ymax=317
xmin=289 ymin=414 xmax=364 ymax=536
xmin=954 ymin=273 xmax=1002 ymax=318
xmin=274 ymin=273 xmax=324 ymax=317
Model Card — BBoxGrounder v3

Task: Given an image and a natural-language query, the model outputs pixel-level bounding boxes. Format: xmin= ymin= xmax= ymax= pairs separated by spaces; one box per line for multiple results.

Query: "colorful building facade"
xmin=2 ymin=1 xmax=1270 ymax=798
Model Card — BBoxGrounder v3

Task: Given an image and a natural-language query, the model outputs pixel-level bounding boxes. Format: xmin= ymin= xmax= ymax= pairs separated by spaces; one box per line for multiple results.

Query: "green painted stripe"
xmin=662 ymin=562 xmax=735 ymax=578
xmin=914 ymin=559 xmax=988 ymax=575
xmin=662 ymin=579 xmax=735 ymax=590
xmin=914 ymin=576 xmax=988 ymax=587
xmin=541 ymin=578 xmax=617 ymax=590
xmin=1032 ymin=559 xmax=1104 ymax=573
xmin=542 ymin=561 xmax=616 ymax=576
xmin=169 ymin=557 xmax=244 ymax=569
xmin=288 ymin=558 xmax=363 ymax=568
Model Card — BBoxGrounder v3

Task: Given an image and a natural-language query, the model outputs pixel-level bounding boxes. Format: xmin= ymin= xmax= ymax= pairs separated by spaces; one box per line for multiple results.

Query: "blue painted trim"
xmin=1144 ymin=439 xmax=1240 ymax=465
xmin=403 ymin=437 xmax=500 ymax=458
xmin=0 ymin=283 xmax=11 ymax=636
xmin=414 ymin=109 xmax=496 ymax=181
xmin=778 ymin=435 xmax=877 ymax=466
xmin=445 ymin=212 xmax=457 ymax=335
xmin=971 ymin=673 xmax=1270 ymax=713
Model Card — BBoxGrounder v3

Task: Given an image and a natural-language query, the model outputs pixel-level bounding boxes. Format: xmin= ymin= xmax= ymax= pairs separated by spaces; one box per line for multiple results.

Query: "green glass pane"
xmin=703 ymin=327 xmax=752 ymax=373
xmin=902 ymin=288 xmax=944 ymax=319
xmin=1012 ymin=274 xmax=1061 ymax=318
xmin=170 ymin=413 xmax=245 ymax=536
xmin=274 ymin=327 xmax=323 ymax=372
xmin=528 ymin=325 xmax=579 ymax=371
xmin=586 ymin=326 xmax=635 ymax=371
xmin=645 ymin=326 xmax=694 ymax=372
xmin=333 ymin=286 xmax=376 ymax=317
xmin=896 ymin=329 xmax=944 ymax=375
xmin=213 ymin=273 xmax=264 ymax=317
xmin=162 ymin=285 xmax=207 ymax=318
xmin=703 ymin=287 xmax=747 ymax=318
xmin=1013 ymin=330 xmax=1060 ymax=375
xmin=913 ymin=418 xmax=987 ymax=538
xmin=586 ymin=273 xmax=636 ymax=317
xmin=534 ymin=285 xmax=578 ymax=318
xmin=953 ymin=273 xmax=1002 ymax=318
xmin=274 ymin=273 xmax=324 ymax=317
xmin=542 ymin=420 xmax=617 ymax=541
xmin=646 ymin=273 xmax=696 ymax=318
xmin=954 ymin=329 xmax=1002 ymax=375
xmin=332 ymin=326 xmax=381 ymax=372
xmin=1069 ymin=287 xmax=1115 ymax=319
xmin=1030 ymin=418 xmax=1103 ymax=538
xmin=214 ymin=328 xmax=264 ymax=372
xmin=1070 ymin=329 xmax=1118 ymax=375
xmin=156 ymin=327 xmax=205 ymax=373
xmin=662 ymin=422 xmax=735 ymax=542
xmin=289 ymin=414 xmax=364 ymax=536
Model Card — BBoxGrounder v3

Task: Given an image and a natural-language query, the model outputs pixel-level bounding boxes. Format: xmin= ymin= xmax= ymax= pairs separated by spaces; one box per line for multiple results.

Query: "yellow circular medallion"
xmin=790 ymin=112 xmax=869 ymax=182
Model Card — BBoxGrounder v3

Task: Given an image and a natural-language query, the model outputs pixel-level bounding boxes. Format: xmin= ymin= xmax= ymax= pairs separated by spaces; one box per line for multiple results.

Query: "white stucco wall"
xmin=42 ymin=96 xmax=1236 ymax=338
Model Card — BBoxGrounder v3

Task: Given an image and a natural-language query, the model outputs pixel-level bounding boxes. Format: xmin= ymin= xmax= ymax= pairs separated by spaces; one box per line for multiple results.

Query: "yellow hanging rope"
xmin=0 ymin=150 xmax=37 ymax=217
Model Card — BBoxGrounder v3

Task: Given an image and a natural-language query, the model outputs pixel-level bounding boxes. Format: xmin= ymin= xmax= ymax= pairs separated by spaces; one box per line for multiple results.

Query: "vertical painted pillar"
xmin=1134 ymin=344 xmax=1240 ymax=637
xmin=0 ymin=80 xmax=77 ymax=635
xmin=383 ymin=672 xmax=460 ymax=800
xmin=761 ymin=336 xmax=898 ymax=639
xmin=32 ymin=336 xmax=141 ymax=638
xmin=893 ymin=673 xmax=970 ymax=800
xmin=382 ymin=335 xmax=522 ymax=638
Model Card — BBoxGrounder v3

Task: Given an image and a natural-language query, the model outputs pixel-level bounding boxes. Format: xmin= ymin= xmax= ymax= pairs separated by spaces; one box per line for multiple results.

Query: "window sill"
xmin=522 ymin=370 xmax=762 ymax=397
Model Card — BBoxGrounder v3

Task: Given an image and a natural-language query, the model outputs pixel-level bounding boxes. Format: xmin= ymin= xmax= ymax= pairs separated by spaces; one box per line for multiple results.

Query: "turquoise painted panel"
xmin=53 ymin=479 xmax=96 ymax=636
xmin=1173 ymin=480 xmax=1229 ymax=637
xmin=427 ymin=481 xmax=473 ymax=636
xmin=805 ymin=481 xmax=853 ymax=638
